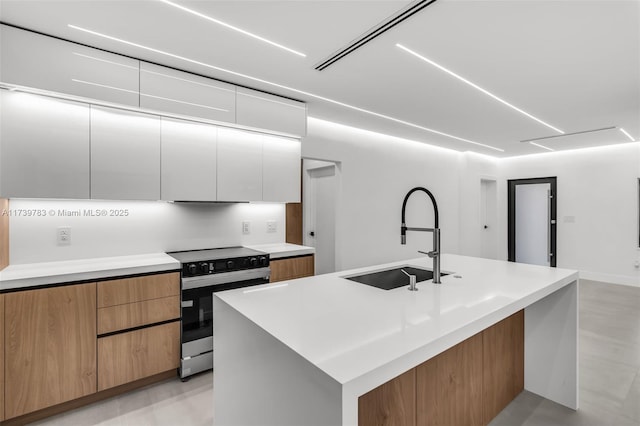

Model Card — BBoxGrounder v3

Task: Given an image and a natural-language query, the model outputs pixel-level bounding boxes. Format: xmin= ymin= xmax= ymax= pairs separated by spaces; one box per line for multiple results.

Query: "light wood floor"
xmin=32 ymin=279 xmax=639 ymax=426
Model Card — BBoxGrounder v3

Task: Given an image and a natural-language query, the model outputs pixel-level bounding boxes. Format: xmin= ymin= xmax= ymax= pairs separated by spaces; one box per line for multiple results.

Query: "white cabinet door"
xmin=91 ymin=106 xmax=161 ymax=200
xmin=236 ymin=87 xmax=307 ymax=137
xmin=262 ymin=136 xmax=301 ymax=202
xmin=217 ymin=128 xmax=263 ymax=201
xmin=161 ymin=118 xmax=217 ymax=201
xmin=140 ymin=63 xmax=235 ymax=123
xmin=0 ymin=90 xmax=90 ymax=199
xmin=0 ymin=25 xmax=140 ymax=107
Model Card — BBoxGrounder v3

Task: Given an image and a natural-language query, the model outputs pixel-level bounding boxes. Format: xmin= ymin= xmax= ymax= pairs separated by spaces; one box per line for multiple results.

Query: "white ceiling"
xmin=1 ymin=0 xmax=638 ymax=157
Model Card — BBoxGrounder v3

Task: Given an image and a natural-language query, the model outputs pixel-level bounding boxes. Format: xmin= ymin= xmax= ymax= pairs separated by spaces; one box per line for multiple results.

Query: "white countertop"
xmin=0 ymin=253 xmax=180 ymax=291
xmin=246 ymin=243 xmax=315 ymax=259
xmin=215 ymin=254 xmax=578 ymax=386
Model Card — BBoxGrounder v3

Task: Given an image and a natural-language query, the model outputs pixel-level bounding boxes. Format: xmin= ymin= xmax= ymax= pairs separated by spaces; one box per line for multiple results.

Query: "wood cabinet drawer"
xmin=270 ymin=255 xmax=314 ymax=283
xmin=97 ymin=295 xmax=180 ymax=335
xmin=97 ymin=272 xmax=179 ymax=308
xmin=97 ymin=321 xmax=180 ymax=391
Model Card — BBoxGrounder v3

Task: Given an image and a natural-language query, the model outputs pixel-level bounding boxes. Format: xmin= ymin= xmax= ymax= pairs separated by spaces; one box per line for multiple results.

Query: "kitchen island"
xmin=213 ymin=254 xmax=578 ymax=426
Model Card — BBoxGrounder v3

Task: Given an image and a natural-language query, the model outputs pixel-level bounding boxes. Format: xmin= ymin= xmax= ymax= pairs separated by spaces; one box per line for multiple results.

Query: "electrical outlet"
xmin=57 ymin=226 xmax=71 ymax=246
xmin=242 ymin=221 xmax=250 ymax=235
xmin=267 ymin=221 xmax=277 ymax=233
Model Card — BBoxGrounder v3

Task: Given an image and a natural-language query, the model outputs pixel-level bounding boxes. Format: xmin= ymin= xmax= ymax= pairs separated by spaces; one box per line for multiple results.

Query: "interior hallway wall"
xmin=498 ymin=142 xmax=640 ymax=286
xmin=303 ymin=117 xmax=462 ymax=271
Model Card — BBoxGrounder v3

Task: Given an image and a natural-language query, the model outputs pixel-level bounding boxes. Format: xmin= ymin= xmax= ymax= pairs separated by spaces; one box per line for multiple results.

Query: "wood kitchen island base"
xmin=213 ymin=255 xmax=578 ymax=426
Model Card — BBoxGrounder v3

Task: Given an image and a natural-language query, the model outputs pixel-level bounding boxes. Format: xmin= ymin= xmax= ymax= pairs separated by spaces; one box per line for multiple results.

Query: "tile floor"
xmin=33 ymin=279 xmax=639 ymax=426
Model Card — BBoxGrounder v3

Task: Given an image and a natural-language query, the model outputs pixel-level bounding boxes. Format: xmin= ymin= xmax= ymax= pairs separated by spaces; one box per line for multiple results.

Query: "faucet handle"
xmin=418 ymin=250 xmax=438 ymax=258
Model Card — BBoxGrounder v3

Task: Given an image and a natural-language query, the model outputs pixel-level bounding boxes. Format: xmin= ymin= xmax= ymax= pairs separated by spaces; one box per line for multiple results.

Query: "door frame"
xmin=507 ymin=177 xmax=557 ymax=267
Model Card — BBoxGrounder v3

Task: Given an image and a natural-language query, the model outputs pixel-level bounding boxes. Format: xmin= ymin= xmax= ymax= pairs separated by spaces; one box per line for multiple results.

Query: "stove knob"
xmin=259 ymin=256 xmax=268 ymax=266
xmin=200 ymin=262 xmax=209 ymax=273
xmin=226 ymin=260 xmax=235 ymax=270
xmin=250 ymin=257 xmax=258 ymax=267
xmin=187 ymin=264 xmax=197 ymax=275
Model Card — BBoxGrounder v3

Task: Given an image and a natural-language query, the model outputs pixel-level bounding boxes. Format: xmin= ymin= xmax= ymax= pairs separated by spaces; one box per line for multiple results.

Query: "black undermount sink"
xmin=345 ymin=266 xmax=448 ymax=290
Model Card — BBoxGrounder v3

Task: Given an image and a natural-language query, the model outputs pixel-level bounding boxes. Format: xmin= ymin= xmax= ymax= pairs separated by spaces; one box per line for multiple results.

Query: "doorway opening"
xmin=508 ymin=177 xmax=557 ymax=267
xmin=480 ymin=179 xmax=498 ymax=259
xmin=303 ymin=159 xmax=340 ymax=275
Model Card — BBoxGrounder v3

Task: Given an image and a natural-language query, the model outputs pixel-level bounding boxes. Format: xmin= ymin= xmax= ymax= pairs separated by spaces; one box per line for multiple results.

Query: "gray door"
xmin=508 ymin=177 xmax=557 ymax=267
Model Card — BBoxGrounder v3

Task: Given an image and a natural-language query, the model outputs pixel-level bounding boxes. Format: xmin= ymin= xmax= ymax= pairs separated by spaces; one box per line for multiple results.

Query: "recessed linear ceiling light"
xmin=619 ymin=127 xmax=636 ymax=142
xmin=529 ymin=142 xmax=554 ymax=152
xmin=68 ymin=24 xmax=504 ymax=153
xmin=396 ymin=44 xmax=565 ymax=135
xmin=158 ymin=0 xmax=306 ymax=58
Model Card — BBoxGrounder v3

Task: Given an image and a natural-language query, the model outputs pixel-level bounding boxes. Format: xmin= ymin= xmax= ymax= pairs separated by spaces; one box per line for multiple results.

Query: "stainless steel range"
xmin=167 ymin=247 xmax=270 ymax=380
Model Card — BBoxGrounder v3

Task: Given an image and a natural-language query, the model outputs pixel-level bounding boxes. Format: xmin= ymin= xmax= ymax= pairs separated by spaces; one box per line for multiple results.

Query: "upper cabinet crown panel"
xmin=90 ymin=106 xmax=161 ymax=200
xmin=236 ymin=87 xmax=307 ymax=137
xmin=140 ymin=63 xmax=236 ymax=123
xmin=0 ymin=25 xmax=140 ymax=107
xmin=0 ymin=90 xmax=90 ymax=199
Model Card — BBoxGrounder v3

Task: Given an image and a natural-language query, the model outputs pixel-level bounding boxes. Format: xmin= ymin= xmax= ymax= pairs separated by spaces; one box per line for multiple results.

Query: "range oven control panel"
xmin=182 ymin=255 xmax=270 ymax=277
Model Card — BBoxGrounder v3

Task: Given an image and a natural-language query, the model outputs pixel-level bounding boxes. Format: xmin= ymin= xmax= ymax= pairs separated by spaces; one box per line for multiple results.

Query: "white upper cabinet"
xmin=217 ymin=127 xmax=263 ymax=202
xmin=0 ymin=25 xmax=140 ymax=107
xmin=161 ymin=118 xmax=217 ymax=201
xmin=262 ymin=136 xmax=301 ymax=202
xmin=236 ymin=87 xmax=307 ymax=137
xmin=0 ymin=90 xmax=90 ymax=199
xmin=140 ymin=63 xmax=236 ymax=122
xmin=91 ymin=106 xmax=161 ymax=200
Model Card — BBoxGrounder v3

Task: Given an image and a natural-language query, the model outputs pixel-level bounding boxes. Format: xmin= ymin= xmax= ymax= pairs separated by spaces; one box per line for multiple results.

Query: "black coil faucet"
xmin=401 ymin=187 xmax=441 ymax=284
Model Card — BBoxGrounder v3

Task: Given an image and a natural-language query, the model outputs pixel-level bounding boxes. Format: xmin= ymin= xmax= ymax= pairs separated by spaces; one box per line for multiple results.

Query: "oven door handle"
xmin=181 ymin=300 xmax=194 ymax=308
xmin=182 ymin=267 xmax=271 ymax=290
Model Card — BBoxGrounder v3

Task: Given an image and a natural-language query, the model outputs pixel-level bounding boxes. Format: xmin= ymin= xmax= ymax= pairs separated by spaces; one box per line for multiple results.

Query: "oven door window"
xmin=181 ymin=286 xmax=214 ymax=343
xmin=181 ymin=278 xmax=269 ymax=344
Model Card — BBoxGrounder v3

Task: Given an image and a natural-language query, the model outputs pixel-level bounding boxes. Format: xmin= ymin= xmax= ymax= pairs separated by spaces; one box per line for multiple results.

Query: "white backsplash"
xmin=8 ymin=199 xmax=285 ymax=264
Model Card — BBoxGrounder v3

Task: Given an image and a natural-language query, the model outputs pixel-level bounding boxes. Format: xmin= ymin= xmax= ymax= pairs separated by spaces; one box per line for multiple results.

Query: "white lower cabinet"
xmin=161 ymin=118 xmax=217 ymax=201
xmin=0 ymin=90 xmax=90 ymax=199
xmin=90 ymin=106 xmax=161 ymax=200
xmin=262 ymin=135 xmax=301 ymax=202
xmin=217 ymin=127 xmax=263 ymax=202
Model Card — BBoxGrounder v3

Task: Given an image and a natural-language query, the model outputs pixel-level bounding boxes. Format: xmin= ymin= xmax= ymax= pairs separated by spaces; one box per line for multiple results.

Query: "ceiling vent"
xmin=314 ymin=0 xmax=439 ymax=72
xmin=520 ymin=126 xmax=616 ymax=143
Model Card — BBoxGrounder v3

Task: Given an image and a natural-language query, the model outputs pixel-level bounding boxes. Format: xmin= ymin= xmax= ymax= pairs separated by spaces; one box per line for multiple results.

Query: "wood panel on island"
xmin=358 ymin=311 xmax=524 ymax=426
xmin=0 ymin=272 xmax=181 ymax=424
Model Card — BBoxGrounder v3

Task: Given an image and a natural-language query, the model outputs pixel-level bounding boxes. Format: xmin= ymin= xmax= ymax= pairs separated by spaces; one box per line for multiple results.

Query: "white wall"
xmin=303 ymin=117 xmax=462 ymax=271
xmin=8 ymin=199 xmax=285 ymax=264
xmin=498 ymin=143 xmax=640 ymax=286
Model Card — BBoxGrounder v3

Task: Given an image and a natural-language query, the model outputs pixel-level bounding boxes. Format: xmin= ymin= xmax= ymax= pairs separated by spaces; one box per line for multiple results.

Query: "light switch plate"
xmin=267 ymin=221 xmax=277 ymax=233
xmin=242 ymin=221 xmax=250 ymax=235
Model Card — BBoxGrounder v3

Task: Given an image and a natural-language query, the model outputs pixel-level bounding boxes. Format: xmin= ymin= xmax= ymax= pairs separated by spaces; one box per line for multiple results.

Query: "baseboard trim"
xmin=579 ymin=270 xmax=640 ymax=288
xmin=0 ymin=370 xmax=177 ymax=425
